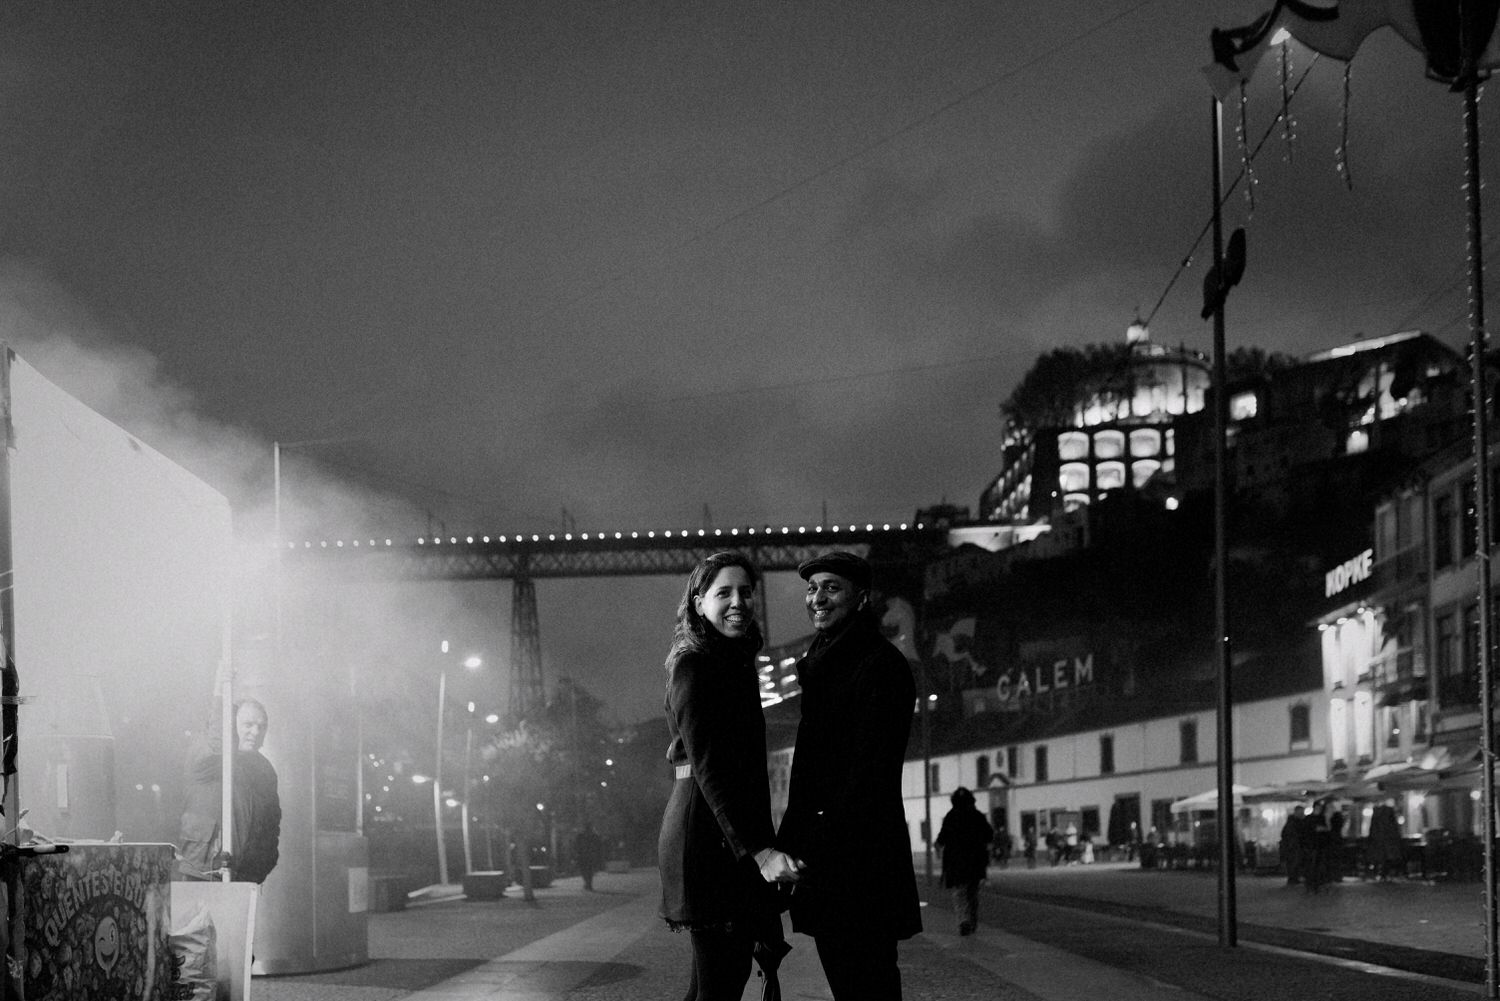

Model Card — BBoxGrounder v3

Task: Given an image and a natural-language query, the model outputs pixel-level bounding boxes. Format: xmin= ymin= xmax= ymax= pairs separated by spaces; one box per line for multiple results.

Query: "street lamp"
xmin=433 ymin=642 xmax=482 ymax=886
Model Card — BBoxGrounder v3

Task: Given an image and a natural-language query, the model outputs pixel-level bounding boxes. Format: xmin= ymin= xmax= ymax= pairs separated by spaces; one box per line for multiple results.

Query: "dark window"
xmin=1436 ymin=610 xmax=1468 ymax=706
xmin=1081 ymin=806 xmax=1101 ymax=838
xmin=1099 ymin=734 xmax=1115 ymax=775
xmin=928 ymin=763 xmax=941 ymax=794
xmin=1006 ymin=746 xmax=1019 ymax=778
xmin=1034 ymin=745 xmax=1049 ymax=783
xmin=1462 ymin=602 xmax=1483 ymax=706
xmin=1180 ymin=720 xmax=1198 ymax=764
xmin=1149 ymin=799 xmax=1174 ymax=838
xmin=976 ymin=755 xmax=991 ymax=787
xmin=1493 ymin=467 xmax=1500 ymax=543
xmin=1289 ymin=703 xmax=1311 ymax=745
xmin=1376 ymin=506 xmax=1397 ymax=561
xmin=1385 ymin=707 xmax=1401 ymax=748
xmin=1435 ymin=492 xmax=1455 ymax=570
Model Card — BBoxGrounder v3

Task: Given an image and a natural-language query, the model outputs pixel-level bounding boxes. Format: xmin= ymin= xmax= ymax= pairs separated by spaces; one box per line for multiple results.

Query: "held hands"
xmin=753 ymin=847 xmax=805 ymax=884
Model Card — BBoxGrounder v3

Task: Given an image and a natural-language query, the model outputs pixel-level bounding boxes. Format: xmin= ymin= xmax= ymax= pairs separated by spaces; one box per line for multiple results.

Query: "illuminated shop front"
xmin=1315 ymin=480 xmax=1438 ymax=840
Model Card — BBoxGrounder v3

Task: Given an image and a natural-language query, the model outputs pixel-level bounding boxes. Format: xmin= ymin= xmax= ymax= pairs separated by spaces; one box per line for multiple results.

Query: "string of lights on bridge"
xmin=286 ymin=520 xmax=928 ymax=549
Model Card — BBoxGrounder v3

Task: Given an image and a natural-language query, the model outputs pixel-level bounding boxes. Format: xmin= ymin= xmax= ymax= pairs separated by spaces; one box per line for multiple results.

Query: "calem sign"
xmin=1324 ymin=548 xmax=1374 ymax=599
xmin=996 ymin=653 xmax=1095 ymax=706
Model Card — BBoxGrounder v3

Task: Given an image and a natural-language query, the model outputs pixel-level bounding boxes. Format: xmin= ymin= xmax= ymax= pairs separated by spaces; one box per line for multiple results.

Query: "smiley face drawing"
xmin=93 ymin=914 xmax=119 ymax=976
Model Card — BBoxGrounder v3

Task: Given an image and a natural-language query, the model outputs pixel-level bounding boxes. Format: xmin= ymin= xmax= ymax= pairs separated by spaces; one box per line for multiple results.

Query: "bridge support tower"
xmin=509 ymin=574 xmax=544 ymax=720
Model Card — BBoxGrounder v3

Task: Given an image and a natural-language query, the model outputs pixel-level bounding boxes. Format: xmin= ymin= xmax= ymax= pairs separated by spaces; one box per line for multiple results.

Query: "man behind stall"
xmin=178 ymin=697 xmax=281 ymax=884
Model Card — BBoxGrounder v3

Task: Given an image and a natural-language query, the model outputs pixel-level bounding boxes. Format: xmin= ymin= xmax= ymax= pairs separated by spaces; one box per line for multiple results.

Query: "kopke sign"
xmin=1325 ymin=548 xmax=1374 ymax=599
xmin=996 ymin=653 xmax=1095 ymax=707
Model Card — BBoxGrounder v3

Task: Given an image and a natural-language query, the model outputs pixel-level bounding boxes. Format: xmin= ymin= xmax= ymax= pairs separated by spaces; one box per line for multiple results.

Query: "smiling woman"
xmin=657 ymin=551 xmax=801 ymax=1001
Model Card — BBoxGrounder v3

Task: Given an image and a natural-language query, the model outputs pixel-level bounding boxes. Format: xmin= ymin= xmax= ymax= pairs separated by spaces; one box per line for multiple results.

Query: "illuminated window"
xmin=1164 ymin=428 xmax=1175 ymax=456
xmin=1129 ymin=428 xmax=1161 ymax=456
xmin=1096 ymin=461 xmax=1126 ymax=492
xmin=1132 ymin=459 xmax=1161 ymax=488
xmin=1353 ymin=690 xmax=1374 ymax=762
xmin=1058 ymin=463 xmax=1090 ymax=492
xmin=1346 ymin=429 xmax=1370 ymax=454
xmin=1329 ymin=698 xmax=1348 ymax=766
xmin=1057 ymin=431 xmax=1089 ymax=461
xmin=1229 ymin=391 xmax=1258 ymax=420
xmin=1093 ymin=430 xmax=1125 ymax=460
xmin=1063 ymin=493 xmax=1090 ymax=512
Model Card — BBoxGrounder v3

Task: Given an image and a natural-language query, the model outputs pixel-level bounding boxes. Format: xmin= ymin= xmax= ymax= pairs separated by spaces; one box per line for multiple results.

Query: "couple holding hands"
xmin=658 ymin=550 xmax=920 ymax=1001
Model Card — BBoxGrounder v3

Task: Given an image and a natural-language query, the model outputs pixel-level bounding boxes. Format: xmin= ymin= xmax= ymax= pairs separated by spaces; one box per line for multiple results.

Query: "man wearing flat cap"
xmin=776 ymin=551 xmax=921 ymax=1000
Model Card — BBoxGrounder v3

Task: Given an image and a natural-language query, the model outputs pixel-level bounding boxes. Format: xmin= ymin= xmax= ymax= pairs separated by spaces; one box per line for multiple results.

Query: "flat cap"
xmin=797 ymin=550 xmax=872 ymax=590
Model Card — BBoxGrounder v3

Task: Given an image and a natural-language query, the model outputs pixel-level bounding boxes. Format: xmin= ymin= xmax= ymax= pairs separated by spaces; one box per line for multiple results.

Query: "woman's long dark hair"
xmin=664 ymin=550 xmax=763 ymax=670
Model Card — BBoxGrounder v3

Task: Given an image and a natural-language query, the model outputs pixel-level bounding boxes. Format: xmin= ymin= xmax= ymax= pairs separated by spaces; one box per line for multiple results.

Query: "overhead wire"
xmin=1143 ymin=53 xmax=1322 ymax=327
xmin=1145 ymin=53 xmax=1497 ymax=344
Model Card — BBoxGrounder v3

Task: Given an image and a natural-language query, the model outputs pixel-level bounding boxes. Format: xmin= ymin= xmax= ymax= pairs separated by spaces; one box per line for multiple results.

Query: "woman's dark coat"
xmin=776 ymin=614 xmax=922 ymax=940
xmin=936 ymin=803 xmax=994 ymax=888
xmin=658 ymin=635 xmax=775 ymax=928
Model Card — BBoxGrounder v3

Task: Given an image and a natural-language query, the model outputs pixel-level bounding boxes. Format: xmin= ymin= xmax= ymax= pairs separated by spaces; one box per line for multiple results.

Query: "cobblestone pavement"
xmin=250 ymin=864 xmax=1485 ymax=1001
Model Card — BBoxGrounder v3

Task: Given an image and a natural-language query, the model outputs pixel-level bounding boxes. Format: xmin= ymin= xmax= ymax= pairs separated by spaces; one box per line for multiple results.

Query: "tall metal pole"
xmin=272 ymin=441 xmax=283 ymax=661
xmin=461 ymin=724 xmax=474 ymax=876
xmin=921 ymin=663 xmax=933 ymax=887
xmin=434 ymin=664 xmax=450 ymax=886
xmin=1210 ymin=95 xmax=1238 ymax=948
xmin=1462 ymin=61 xmax=1499 ymax=997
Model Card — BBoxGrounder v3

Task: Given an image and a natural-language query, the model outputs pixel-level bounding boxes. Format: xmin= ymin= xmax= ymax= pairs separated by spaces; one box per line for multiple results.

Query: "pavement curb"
xmin=986 ymin=885 xmax=1485 ymax=984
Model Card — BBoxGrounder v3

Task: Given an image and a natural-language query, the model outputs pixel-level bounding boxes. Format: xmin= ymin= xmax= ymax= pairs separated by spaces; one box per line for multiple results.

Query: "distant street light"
xmin=433 ymin=642 xmax=482 ymax=886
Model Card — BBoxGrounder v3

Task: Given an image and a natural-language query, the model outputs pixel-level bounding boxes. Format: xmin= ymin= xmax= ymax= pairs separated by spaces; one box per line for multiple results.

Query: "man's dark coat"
xmin=777 ymin=613 xmax=921 ymax=940
xmin=936 ymin=802 xmax=994 ymax=888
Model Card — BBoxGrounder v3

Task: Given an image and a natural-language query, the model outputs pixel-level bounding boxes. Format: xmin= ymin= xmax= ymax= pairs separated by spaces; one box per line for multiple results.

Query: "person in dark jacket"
xmin=573 ymin=821 xmax=604 ymax=891
xmin=1304 ymin=799 xmax=1333 ymax=893
xmin=1279 ymin=805 xmax=1306 ymax=886
xmin=935 ymin=787 xmax=993 ymax=935
xmin=658 ymin=552 xmax=802 ymax=1001
xmin=179 ymin=697 xmax=281 ymax=884
xmin=776 ymin=551 xmax=922 ymax=1001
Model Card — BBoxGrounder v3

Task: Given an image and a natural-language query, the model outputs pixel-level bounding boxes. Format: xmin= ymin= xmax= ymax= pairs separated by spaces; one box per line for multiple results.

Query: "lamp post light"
xmin=433 ymin=643 xmax=482 ymax=886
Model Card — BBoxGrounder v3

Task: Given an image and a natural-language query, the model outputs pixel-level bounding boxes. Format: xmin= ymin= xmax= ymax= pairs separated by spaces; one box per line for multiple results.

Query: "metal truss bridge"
xmin=282 ymin=519 xmax=948 ymax=581
xmin=282 ymin=518 xmax=970 ymax=718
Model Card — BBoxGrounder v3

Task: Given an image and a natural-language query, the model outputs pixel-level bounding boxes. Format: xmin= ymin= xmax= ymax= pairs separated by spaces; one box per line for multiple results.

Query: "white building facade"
xmin=901 ymin=687 xmax=1327 ymax=859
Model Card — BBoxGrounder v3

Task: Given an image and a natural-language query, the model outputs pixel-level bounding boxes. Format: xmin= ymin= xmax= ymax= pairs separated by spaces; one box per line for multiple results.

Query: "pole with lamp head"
xmin=1207 ymin=4 xmax=1500 ymax=981
xmin=434 ymin=642 xmax=449 ymax=886
xmin=432 ymin=645 xmax=482 ymax=886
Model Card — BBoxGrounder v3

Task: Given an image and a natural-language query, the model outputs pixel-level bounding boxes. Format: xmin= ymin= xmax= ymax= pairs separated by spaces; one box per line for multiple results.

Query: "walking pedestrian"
xmin=573 ymin=821 xmax=603 ymax=892
xmin=1366 ymin=801 xmax=1404 ymax=881
xmin=1328 ymin=801 xmax=1347 ymax=882
xmin=777 ymin=551 xmax=922 ymax=1001
xmin=1304 ymin=799 xmax=1333 ymax=893
xmin=993 ymin=828 xmax=1013 ymax=867
xmin=657 ymin=552 xmax=802 ymax=1001
xmin=1279 ymin=806 xmax=1306 ymax=886
xmin=935 ymin=787 xmax=993 ymax=936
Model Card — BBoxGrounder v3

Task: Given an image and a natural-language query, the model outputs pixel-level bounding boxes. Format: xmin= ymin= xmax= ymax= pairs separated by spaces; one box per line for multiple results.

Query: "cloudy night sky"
xmin=2 ymin=0 xmax=1495 ymax=722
